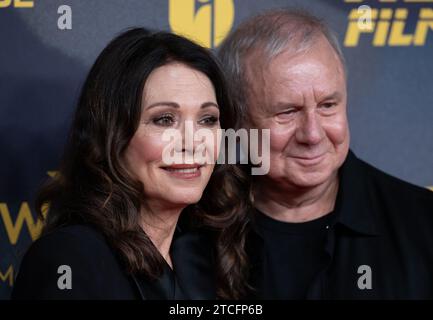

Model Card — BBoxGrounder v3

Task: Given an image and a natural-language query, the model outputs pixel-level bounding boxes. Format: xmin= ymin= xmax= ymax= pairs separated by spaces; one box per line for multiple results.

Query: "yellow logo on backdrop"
xmin=169 ymin=0 xmax=234 ymax=48
xmin=0 ymin=172 xmax=52 ymax=246
xmin=0 ymin=0 xmax=33 ymax=8
xmin=0 ymin=202 xmax=45 ymax=245
xmin=344 ymin=0 xmax=433 ymax=46
xmin=0 ymin=265 xmax=14 ymax=287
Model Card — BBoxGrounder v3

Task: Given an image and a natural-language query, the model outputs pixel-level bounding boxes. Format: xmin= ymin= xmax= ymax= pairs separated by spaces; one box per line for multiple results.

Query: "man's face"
xmin=245 ymin=36 xmax=350 ymax=189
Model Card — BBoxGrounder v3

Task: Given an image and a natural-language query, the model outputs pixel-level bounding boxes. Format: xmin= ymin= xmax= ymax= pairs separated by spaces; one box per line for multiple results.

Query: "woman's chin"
xmin=166 ymin=190 xmax=204 ymax=206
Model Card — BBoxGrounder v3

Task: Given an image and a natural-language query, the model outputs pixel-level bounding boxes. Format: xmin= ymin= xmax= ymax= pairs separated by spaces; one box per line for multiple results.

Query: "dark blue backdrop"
xmin=1 ymin=0 xmax=432 ymax=299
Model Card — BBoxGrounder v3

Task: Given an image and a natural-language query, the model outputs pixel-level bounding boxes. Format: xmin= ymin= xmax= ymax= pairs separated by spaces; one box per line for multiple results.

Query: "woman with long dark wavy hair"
xmin=11 ymin=28 xmax=251 ymax=300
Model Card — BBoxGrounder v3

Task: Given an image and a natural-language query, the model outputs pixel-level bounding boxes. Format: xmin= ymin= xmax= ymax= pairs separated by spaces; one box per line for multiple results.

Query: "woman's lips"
xmin=161 ymin=164 xmax=203 ymax=179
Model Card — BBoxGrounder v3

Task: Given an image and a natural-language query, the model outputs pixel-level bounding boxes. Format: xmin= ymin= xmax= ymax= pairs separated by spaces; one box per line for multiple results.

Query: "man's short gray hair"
xmin=218 ymin=8 xmax=346 ymax=125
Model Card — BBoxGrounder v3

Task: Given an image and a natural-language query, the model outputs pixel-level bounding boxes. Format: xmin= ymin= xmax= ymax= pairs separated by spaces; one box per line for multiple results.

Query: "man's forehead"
xmin=246 ymin=58 xmax=344 ymax=94
xmin=246 ymin=51 xmax=344 ymax=90
xmin=244 ymin=35 xmax=345 ymax=79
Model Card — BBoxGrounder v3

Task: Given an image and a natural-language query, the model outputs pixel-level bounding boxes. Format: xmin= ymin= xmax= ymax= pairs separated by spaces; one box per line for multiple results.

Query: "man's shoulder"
xmin=356 ymin=155 xmax=433 ymax=204
xmin=351 ymin=154 xmax=433 ymax=233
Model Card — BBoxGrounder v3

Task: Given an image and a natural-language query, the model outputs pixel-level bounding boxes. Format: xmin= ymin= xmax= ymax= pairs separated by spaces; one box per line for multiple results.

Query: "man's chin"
xmin=287 ymin=171 xmax=334 ymax=189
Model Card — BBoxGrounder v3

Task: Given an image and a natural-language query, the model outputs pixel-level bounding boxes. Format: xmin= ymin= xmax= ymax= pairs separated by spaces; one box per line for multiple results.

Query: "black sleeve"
xmin=11 ymin=228 xmax=119 ymax=300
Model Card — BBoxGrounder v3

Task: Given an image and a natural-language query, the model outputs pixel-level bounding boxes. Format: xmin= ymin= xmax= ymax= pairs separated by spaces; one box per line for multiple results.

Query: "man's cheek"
xmin=325 ymin=119 xmax=349 ymax=146
xmin=270 ymin=127 xmax=293 ymax=151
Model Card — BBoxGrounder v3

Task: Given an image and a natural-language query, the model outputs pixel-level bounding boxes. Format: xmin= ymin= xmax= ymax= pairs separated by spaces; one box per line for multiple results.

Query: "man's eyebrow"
xmin=321 ymin=91 xmax=343 ymax=101
xmin=271 ymin=102 xmax=300 ymax=110
xmin=144 ymin=101 xmax=219 ymax=110
xmin=270 ymin=92 xmax=343 ymax=110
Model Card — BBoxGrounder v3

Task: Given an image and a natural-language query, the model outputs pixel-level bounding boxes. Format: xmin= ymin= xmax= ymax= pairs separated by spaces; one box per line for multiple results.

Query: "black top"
xmin=11 ymin=223 xmax=216 ymax=300
xmin=254 ymin=209 xmax=335 ymax=299
xmin=248 ymin=150 xmax=433 ymax=299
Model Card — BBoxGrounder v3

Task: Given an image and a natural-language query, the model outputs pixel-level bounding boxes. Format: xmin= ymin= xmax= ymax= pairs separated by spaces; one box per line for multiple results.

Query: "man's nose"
xmin=295 ymin=111 xmax=325 ymax=145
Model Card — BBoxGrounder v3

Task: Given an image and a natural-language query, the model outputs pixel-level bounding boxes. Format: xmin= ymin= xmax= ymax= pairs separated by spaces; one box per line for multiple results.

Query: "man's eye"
xmin=276 ymin=108 xmax=297 ymax=118
xmin=199 ymin=115 xmax=219 ymax=126
xmin=153 ymin=114 xmax=175 ymax=126
xmin=320 ymin=103 xmax=337 ymax=109
xmin=281 ymin=109 xmax=296 ymax=115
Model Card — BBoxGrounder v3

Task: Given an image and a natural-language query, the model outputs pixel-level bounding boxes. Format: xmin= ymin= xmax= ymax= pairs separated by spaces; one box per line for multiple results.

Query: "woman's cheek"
xmin=212 ymin=128 xmax=222 ymax=164
xmin=126 ymin=130 xmax=166 ymax=173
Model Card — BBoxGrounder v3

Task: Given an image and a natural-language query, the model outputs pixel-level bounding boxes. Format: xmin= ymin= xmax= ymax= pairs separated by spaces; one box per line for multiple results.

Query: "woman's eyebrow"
xmin=145 ymin=101 xmax=219 ymax=110
xmin=145 ymin=101 xmax=179 ymax=110
xmin=201 ymin=102 xmax=219 ymax=109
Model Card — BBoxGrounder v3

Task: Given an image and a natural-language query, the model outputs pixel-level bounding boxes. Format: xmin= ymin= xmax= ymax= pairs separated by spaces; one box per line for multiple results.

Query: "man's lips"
xmin=290 ymin=154 xmax=325 ymax=160
xmin=289 ymin=153 xmax=327 ymax=165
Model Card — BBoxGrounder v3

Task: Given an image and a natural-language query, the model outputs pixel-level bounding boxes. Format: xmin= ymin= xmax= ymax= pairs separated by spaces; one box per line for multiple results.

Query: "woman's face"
xmin=125 ymin=62 xmax=221 ymax=207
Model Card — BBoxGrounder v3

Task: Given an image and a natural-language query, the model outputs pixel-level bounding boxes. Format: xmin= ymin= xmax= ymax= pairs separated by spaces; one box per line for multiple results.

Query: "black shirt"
xmin=254 ymin=209 xmax=335 ymax=299
xmin=247 ymin=150 xmax=433 ymax=299
xmin=11 ymin=224 xmax=216 ymax=300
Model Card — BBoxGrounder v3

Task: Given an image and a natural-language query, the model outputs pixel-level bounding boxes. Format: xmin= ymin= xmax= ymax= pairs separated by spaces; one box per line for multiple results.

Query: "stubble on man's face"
xmin=244 ymin=35 xmax=350 ymax=191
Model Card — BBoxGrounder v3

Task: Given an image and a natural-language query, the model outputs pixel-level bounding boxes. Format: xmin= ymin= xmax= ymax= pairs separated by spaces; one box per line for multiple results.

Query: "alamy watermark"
xmin=161 ymin=121 xmax=270 ymax=175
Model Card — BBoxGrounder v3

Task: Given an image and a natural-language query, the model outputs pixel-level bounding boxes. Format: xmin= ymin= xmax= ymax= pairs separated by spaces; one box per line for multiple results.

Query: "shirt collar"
xmin=333 ymin=149 xmax=380 ymax=236
xmin=251 ymin=150 xmax=380 ymax=237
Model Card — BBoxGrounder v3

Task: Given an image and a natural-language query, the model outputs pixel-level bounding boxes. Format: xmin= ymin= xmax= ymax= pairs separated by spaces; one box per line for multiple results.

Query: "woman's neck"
xmin=139 ymin=202 xmax=184 ymax=268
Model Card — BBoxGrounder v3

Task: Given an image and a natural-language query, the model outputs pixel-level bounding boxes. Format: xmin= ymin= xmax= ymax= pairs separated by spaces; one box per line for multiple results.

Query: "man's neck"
xmin=254 ymin=173 xmax=339 ymax=223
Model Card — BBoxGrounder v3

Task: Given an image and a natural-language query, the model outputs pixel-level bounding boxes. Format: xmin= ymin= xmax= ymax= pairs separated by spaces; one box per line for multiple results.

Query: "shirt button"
xmin=326 ymin=225 xmax=330 ymax=229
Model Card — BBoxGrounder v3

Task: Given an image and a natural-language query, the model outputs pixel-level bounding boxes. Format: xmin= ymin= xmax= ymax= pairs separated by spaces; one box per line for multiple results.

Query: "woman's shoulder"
xmin=36 ymin=224 xmax=108 ymax=248
xmin=12 ymin=224 xmax=136 ymax=299
xmin=22 ymin=224 xmax=113 ymax=263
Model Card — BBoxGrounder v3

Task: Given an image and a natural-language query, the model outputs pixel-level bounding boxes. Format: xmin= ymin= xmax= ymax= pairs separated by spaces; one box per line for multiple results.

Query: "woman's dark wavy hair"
xmin=35 ymin=28 xmax=253 ymax=299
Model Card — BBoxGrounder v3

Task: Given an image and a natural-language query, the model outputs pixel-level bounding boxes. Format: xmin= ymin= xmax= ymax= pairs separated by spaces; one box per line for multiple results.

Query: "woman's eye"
xmin=199 ymin=115 xmax=219 ymax=126
xmin=153 ymin=114 xmax=175 ymax=126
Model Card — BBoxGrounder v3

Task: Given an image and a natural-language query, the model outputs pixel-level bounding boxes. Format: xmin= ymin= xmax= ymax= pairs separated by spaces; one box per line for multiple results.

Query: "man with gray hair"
xmin=219 ymin=9 xmax=433 ymax=299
